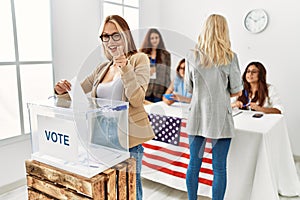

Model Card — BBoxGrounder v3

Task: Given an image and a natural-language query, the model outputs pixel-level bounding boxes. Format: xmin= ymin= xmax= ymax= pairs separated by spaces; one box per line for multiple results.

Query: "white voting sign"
xmin=37 ymin=115 xmax=78 ymax=162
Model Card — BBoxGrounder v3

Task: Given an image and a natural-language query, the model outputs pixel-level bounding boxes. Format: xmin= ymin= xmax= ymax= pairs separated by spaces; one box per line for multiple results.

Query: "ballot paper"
xmin=68 ymin=76 xmax=89 ymax=108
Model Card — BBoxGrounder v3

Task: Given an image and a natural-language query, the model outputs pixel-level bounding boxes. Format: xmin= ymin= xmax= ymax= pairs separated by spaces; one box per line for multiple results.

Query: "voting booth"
xmin=27 ymin=97 xmax=130 ymax=178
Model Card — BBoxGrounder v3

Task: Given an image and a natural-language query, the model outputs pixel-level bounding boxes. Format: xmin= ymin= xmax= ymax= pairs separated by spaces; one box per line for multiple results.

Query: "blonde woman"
xmin=185 ymin=14 xmax=243 ymax=200
xmin=54 ymin=15 xmax=154 ymax=200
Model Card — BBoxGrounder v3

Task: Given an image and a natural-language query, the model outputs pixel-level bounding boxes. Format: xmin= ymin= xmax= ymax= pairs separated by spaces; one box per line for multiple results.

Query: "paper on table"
xmin=232 ymin=108 xmax=243 ymax=117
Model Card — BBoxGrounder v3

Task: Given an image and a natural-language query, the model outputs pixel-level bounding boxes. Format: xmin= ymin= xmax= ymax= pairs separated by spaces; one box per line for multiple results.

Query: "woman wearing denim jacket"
xmin=163 ymin=58 xmax=192 ymax=105
xmin=54 ymin=15 xmax=155 ymax=200
xmin=185 ymin=14 xmax=243 ymax=200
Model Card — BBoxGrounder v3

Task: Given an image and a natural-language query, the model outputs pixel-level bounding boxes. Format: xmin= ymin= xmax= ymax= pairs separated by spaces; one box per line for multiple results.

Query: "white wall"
xmin=0 ymin=137 xmax=31 ymax=190
xmin=51 ymin=0 xmax=101 ymax=82
xmin=156 ymin=0 xmax=300 ymax=155
xmin=140 ymin=0 xmax=161 ymax=28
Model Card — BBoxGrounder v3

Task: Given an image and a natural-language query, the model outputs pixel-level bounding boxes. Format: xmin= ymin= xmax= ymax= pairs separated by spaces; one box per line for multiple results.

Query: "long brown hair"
xmin=195 ymin=14 xmax=234 ymax=67
xmin=100 ymin=15 xmax=137 ymax=60
xmin=140 ymin=28 xmax=169 ymax=64
xmin=238 ymin=61 xmax=268 ymax=106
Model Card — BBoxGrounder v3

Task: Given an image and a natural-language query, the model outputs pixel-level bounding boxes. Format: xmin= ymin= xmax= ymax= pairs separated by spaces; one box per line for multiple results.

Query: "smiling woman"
xmin=231 ymin=61 xmax=284 ymax=114
xmin=54 ymin=15 xmax=154 ymax=200
xmin=140 ymin=28 xmax=171 ymax=102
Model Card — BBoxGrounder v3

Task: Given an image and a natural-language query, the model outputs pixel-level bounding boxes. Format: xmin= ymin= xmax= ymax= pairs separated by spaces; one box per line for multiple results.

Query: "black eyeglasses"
xmin=99 ymin=33 xmax=122 ymax=42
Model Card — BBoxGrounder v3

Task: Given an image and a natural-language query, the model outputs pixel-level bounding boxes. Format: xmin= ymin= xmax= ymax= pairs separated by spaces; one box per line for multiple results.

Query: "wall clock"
xmin=244 ymin=9 xmax=269 ymax=33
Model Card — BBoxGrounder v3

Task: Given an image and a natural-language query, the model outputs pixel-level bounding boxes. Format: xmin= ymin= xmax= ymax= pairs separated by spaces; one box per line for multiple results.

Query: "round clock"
xmin=244 ymin=9 xmax=269 ymax=33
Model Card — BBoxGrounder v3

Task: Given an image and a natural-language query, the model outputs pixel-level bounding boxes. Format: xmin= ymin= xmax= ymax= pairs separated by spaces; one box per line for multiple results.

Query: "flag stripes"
xmin=142 ymin=118 xmax=213 ymax=196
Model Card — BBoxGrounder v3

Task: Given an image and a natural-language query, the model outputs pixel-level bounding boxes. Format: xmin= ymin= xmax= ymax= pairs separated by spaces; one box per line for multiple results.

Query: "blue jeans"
xmin=91 ymin=116 xmax=124 ymax=150
xmin=129 ymin=144 xmax=144 ymax=200
xmin=186 ymin=136 xmax=231 ymax=200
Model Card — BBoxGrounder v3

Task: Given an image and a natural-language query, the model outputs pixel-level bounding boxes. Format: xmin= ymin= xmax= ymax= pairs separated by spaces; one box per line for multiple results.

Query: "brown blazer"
xmin=58 ymin=52 xmax=155 ymax=148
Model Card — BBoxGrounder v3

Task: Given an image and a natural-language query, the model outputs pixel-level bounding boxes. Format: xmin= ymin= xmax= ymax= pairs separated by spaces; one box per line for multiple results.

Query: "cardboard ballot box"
xmin=27 ymin=97 xmax=130 ymax=178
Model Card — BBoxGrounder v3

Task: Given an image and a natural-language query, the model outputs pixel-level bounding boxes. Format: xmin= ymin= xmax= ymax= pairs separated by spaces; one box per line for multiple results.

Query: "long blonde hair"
xmin=196 ymin=14 xmax=234 ymax=67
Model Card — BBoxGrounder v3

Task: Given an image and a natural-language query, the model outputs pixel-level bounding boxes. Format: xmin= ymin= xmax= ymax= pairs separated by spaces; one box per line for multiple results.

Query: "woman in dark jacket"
xmin=140 ymin=28 xmax=171 ymax=102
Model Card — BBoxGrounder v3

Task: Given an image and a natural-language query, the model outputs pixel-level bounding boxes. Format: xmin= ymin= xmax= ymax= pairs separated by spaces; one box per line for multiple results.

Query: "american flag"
xmin=142 ymin=114 xmax=213 ymax=197
xmin=148 ymin=113 xmax=181 ymax=146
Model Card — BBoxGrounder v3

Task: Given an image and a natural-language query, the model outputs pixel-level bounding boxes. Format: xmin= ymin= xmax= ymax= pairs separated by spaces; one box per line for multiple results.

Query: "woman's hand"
xmin=54 ymin=79 xmax=71 ymax=95
xmin=231 ymin=101 xmax=243 ymax=108
xmin=172 ymin=94 xmax=189 ymax=103
xmin=249 ymin=102 xmax=261 ymax=111
xmin=114 ymin=46 xmax=127 ymax=68
xmin=249 ymin=103 xmax=281 ymax=114
xmin=162 ymin=96 xmax=175 ymax=105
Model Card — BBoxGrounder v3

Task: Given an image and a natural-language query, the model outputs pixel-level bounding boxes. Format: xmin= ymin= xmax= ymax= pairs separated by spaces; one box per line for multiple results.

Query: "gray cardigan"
xmin=185 ymin=52 xmax=243 ymax=139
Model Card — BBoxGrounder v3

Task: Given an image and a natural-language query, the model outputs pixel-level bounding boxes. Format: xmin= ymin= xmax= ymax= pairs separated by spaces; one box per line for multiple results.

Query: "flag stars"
xmin=148 ymin=113 xmax=182 ymax=146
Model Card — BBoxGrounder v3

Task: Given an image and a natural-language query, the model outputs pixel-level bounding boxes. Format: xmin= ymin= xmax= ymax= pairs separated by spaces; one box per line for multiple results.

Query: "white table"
xmin=142 ymin=102 xmax=300 ymax=200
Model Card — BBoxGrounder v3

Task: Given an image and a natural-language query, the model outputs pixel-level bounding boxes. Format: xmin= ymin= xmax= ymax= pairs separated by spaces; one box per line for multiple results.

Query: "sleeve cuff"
xmin=230 ymin=85 xmax=243 ymax=94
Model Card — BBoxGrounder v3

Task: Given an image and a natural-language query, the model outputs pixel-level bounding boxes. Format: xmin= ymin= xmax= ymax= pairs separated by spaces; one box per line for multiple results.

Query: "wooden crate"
xmin=25 ymin=158 xmax=136 ymax=200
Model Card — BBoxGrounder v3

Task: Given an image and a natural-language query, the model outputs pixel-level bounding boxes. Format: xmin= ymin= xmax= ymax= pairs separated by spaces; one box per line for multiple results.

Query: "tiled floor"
xmin=1 ymin=161 xmax=300 ymax=200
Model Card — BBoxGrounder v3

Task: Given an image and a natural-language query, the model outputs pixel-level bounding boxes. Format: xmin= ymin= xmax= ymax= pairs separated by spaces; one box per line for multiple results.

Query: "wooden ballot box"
xmin=25 ymin=158 xmax=136 ymax=200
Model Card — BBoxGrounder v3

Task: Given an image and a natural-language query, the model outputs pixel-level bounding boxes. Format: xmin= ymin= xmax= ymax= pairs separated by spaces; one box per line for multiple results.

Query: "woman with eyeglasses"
xmin=140 ymin=28 xmax=171 ymax=103
xmin=231 ymin=61 xmax=283 ymax=114
xmin=54 ymin=15 xmax=154 ymax=200
xmin=184 ymin=14 xmax=243 ymax=200
xmin=162 ymin=58 xmax=192 ymax=105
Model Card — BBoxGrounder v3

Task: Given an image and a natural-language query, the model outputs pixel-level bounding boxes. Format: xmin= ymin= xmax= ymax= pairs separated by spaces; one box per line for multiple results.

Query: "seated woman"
xmin=163 ymin=58 xmax=192 ymax=105
xmin=231 ymin=61 xmax=283 ymax=114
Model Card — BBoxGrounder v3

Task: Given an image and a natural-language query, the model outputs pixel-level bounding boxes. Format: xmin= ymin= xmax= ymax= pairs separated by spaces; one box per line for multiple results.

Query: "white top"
xmin=96 ymin=76 xmax=123 ymax=101
xmin=263 ymin=84 xmax=284 ymax=113
xmin=231 ymin=84 xmax=284 ymax=113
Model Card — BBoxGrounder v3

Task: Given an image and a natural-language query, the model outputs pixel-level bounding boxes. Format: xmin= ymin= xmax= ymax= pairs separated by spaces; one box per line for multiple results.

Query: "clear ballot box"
xmin=27 ymin=97 xmax=129 ymax=178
